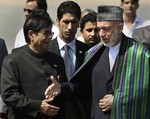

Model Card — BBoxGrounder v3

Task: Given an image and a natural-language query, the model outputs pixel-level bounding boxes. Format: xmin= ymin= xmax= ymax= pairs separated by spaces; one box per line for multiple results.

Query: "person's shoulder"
xmin=49 ymin=38 xmax=58 ymax=49
xmin=45 ymin=50 xmax=64 ymax=63
xmin=11 ymin=45 xmax=28 ymax=58
xmin=5 ymin=46 xmax=27 ymax=61
xmin=133 ymin=25 xmax=150 ymax=37
xmin=137 ymin=16 xmax=150 ymax=26
xmin=133 ymin=25 xmax=150 ymax=35
xmin=76 ymin=39 xmax=89 ymax=47
xmin=0 ymin=38 xmax=4 ymax=42
xmin=128 ymin=36 xmax=150 ymax=51
xmin=0 ymin=38 xmax=7 ymax=51
xmin=0 ymin=38 xmax=6 ymax=45
xmin=135 ymin=41 xmax=150 ymax=53
xmin=77 ymin=36 xmax=85 ymax=43
xmin=76 ymin=39 xmax=91 ymax=51
xmin=140 ymin=25 xmax=150 ymax=31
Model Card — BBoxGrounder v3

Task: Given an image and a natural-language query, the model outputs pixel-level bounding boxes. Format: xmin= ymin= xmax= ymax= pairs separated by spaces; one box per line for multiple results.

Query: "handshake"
xmin=40 ymin=76 xmax=61 ymax=116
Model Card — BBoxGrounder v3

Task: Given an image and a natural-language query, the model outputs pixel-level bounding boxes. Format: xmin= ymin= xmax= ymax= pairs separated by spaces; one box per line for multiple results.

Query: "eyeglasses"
xmin=23 ymin=8 xmax=33 ymax=14
xmin=39 ymin=30 xmax=54 ymax=38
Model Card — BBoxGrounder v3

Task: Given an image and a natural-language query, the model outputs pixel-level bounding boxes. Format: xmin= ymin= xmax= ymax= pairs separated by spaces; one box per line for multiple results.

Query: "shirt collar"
xmin=134 ymin=16 xmax=142 ymax=25
xmin=57 ymin=37 xmax=76 ymax=52
xmin=123 ymin=16 xmax=142 ymax=26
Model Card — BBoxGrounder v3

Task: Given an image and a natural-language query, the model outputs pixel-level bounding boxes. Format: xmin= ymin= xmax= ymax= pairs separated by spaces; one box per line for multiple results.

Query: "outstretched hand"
xmin=45 ymin=75 xmax=61 ymax=101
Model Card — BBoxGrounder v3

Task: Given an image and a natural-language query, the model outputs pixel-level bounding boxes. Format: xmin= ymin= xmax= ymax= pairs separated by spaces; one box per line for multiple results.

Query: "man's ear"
xmin=118 ymin=22 xmax=124 ymax=33
xmin=28 ymin=30 xmax=34 ymax=40
xmin=56 ymin=18 xmax=60 ymax=27
xmin=80 ymin=29 xmax=83 ymax=36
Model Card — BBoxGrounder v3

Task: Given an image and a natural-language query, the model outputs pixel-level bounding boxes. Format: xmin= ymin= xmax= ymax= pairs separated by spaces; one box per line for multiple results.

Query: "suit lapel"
xmin=48 ymin=39 xmax=67 ymax=82
xmin=49 ymin=38 xmax=61 ymax=56
xmin=75 ymin=40 xmax=86 ymax=70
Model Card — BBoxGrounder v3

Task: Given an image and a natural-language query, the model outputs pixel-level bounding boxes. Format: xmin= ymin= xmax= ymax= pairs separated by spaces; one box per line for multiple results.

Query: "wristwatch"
xmin=0 ymin=113 xmax=6 ymax=118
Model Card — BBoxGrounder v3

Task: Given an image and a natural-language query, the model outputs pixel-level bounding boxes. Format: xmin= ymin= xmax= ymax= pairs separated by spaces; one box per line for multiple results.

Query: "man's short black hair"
xmin=57 ymin=1 xmax=81 ymax=21
xmin=26 ymin=0 xmax=47 ymax=11
xmin=23 ymin=9 xmax=52 ymax=43
xmin=80 ymin=13 xmax=97 ymax=31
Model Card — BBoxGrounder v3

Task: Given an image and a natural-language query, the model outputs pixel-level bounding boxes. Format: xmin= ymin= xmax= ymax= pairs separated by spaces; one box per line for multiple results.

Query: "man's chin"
xmin=103 ymin=43 xmax=109 ymax=47
xmin=102 ymin=41 xmax=113 ymax=47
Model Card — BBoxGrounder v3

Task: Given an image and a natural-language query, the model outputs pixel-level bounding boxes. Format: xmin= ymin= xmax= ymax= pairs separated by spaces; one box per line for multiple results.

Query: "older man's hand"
xmin=40 ymin=99 xmax=59 ymax=116
xmin=99 ymin=94 xmax=114 ymax=112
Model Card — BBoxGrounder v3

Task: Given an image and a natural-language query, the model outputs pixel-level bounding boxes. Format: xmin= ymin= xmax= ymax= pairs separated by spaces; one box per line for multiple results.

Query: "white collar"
xmin=57 ymin=37 xmax=76 ymax=52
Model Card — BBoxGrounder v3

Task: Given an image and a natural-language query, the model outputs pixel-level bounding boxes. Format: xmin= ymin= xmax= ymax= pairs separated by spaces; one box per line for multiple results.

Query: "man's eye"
xmin=86 ymin=29 xmax=92 ymax=32
xmin=64 ymin=21 xmax=69 ymax=24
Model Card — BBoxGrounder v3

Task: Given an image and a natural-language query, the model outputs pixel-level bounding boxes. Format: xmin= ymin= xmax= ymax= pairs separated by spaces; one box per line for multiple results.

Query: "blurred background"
xmin=0 ymin=0 xmax=150 ymax=53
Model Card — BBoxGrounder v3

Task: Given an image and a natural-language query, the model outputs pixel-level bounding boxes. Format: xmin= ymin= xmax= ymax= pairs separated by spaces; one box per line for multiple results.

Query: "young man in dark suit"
xmin=48 ymin=1 xmax=90 ymax=119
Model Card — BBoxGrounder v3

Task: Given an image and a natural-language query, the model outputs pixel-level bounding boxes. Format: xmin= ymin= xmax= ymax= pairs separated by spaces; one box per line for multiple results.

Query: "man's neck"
xmin=124 ymin=13 xmax=136 ymax=22
xmin=124 ymin=13 xmax=136 ymax=29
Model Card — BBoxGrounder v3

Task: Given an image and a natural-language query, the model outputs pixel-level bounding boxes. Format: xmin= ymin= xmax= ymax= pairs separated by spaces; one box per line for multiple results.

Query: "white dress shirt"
xmin=123 ymin=16 xmax=150 ymax=38
xmin=109 ymin=43 xmax=120 ymax=72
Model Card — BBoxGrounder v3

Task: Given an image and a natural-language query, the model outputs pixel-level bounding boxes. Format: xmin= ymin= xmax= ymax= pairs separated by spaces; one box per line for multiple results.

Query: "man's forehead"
xmin=25 ymin=1 xmax=38 ymax=9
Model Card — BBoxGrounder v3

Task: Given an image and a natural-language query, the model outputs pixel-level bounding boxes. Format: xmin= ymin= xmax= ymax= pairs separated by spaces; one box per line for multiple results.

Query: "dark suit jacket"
xmin=132 ymin=25 xmax=150 ymax=50
xmin=48 ymin=38 xmax=90 ymax=119
xmin=1 ymin=45 xmax=66 ymax=119
xmin=48 ymin=38 xmax=90 ymax=71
